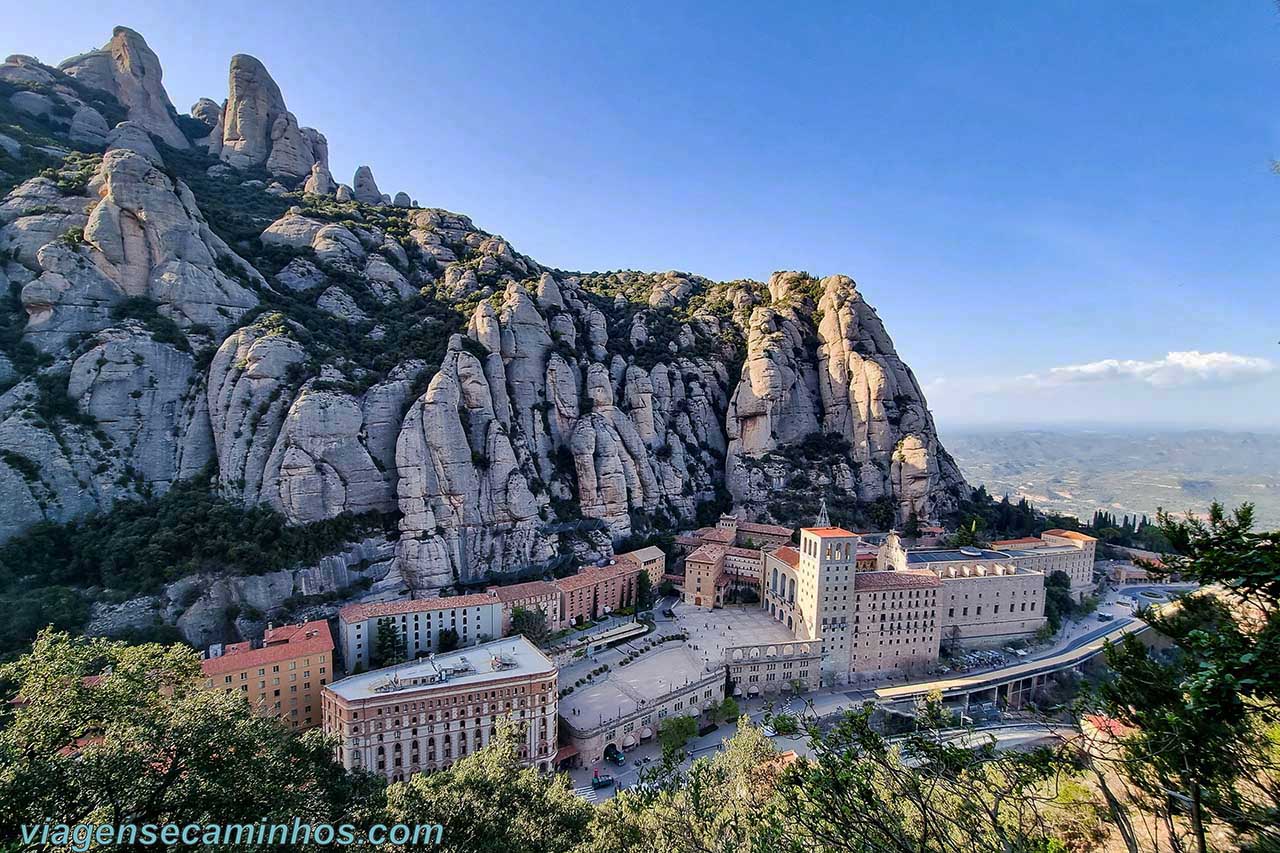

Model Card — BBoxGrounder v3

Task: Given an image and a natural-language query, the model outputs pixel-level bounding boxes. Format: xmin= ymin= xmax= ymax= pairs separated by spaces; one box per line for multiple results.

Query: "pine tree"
xmin=373 ymin=616 xmax=407 ymax=667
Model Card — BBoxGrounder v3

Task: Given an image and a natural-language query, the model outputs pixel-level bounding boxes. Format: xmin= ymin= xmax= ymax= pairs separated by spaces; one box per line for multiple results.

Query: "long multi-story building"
xmin=485 ymin=580 xmax=561 ymax=635
xmin=200 ymin=620 xmax=334 ymax=729
xmin=878 ymin=534 xmax=1047 ymax=646
xmin=762 ymin=525 xmax=944 ymax=682
xmin=675 ymin=514 xmax=774 ymax=609
xmin=321 ymin=636 xmax=558 ymax=782
xmin=337 ymin=595 xmax=503 ymax=673
xmin=556 ymin=560 xmax=643 ymax=626
xmin=991 ymin=530 xmax=1097 ymax=601
xmin=849 ymin=570 xmax=942 ymax=674
xmin=762 ymin=526 xmax=858 ymax=680
xmin=338 ymin=558 xmax=651 ymax=673
xmin=615 ymin=545 xmax=667 ymax=586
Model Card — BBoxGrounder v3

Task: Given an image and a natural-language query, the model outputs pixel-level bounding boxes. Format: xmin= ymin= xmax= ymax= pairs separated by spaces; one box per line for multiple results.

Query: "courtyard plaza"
xmin=667 ymin=599 xmax=799 ymax=662
xmin=558 ymin=642 xmax=715 ymax=732
xmin=559 ymin=580 xmax=1199 ymax=802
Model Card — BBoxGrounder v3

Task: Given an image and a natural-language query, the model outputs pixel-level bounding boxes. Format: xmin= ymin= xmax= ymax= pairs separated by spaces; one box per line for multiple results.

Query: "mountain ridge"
xmin=0 ymin=28 xmax=966 ymax=602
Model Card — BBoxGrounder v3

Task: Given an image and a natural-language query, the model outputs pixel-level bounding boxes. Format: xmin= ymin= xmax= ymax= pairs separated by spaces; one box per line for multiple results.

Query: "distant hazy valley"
xmin=947 ymin=428 xmax=1280 ymax=530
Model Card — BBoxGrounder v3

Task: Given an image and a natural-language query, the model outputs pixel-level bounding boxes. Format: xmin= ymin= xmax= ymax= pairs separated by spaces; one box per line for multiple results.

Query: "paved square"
xmin=672 ymin=602 xmax=797 ymax=661
xmin=559 ymin=644 xmax=714 ymax=729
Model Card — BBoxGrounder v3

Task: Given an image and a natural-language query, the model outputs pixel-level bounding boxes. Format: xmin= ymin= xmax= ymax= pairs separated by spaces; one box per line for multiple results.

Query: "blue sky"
xmin=8 ymin=1 xmax=1279 ymax=430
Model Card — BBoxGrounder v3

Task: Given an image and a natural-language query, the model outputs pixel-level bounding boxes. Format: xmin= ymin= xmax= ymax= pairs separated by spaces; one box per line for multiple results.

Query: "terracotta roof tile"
xmin=339 ymin=594 xmax=497 ymax=622
xmin=688 ymin=544 xmax=726 ymax=564
xmin=555 ymin=562 xmax=641 ymax=593
xmin=854 ymin=571 xmax=941 ymax=591
xmin=1043 ymin=529 xmax=1097 ymax=542
xmin=991 ymin=537 xmax=1045 ymax=548
xmin=486 ymin=580 xmax=558 ymax=603
xmin=770 ymin=546 xmax=801 ymax=568
xmin=738 ymin=521 xmax=793 ymax=538
xmin=803 ymin=526 xmax=858 ymax=538
xmin=618 ymin=545 xmax=666 ymax=563
xmin=201 ymin=620 xmax=333 ymax=677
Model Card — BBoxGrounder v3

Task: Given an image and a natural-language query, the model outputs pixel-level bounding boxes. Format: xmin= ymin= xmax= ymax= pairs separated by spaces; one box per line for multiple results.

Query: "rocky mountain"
xmin=0 ymin=27 xmax=966 ymax=596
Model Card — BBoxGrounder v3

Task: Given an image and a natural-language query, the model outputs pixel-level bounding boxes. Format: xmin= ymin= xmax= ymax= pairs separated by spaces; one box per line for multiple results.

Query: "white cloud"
xmin=1020 ymin=350 xmax=1275 ymax=389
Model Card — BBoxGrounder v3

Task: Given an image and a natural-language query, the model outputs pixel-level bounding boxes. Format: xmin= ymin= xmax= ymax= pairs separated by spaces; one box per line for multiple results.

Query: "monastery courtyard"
xmin=556 ymin=602 xmax=795 ymax=729
xmin=669 ymin=601 xmax=798 ymax=662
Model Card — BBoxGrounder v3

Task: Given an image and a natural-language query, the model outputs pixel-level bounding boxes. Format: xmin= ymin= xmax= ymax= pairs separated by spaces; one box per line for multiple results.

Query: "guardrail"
xmin=873 ymin=617 xmax=1153 ymax=704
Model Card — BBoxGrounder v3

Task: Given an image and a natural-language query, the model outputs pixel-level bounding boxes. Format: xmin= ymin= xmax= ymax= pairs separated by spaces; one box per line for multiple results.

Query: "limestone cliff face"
xmin=59 ymin=27 xmax=189 ymax=149
xmin=726 ymin=273 xmax=964 ymax=522
xmin=0 ymin=31 xmax=967 ymax=592
xmin=395 ymin=338 xmax=552 ymax=588
xmin=212 ymin=54 xmax=327 ymax=177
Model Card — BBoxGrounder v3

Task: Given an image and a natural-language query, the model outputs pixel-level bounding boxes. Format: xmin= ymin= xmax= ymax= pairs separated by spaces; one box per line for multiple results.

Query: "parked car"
xmin=591 ymin=775 xmax=615 ymax=789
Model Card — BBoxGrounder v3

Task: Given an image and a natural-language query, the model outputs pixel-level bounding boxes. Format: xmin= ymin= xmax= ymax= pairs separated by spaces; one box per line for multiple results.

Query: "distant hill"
xmin=946 ymin=428 xmax=1280 ymax=530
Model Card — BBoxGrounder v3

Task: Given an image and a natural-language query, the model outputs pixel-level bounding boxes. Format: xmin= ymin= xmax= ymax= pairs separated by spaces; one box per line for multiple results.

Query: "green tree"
xmin=1085 ymin=503 xmax=1280 ymax=853
xmin=372 ymin=616 xmax=407 ymax=667
xmin=769 ymin=713 xmax=800 ymax=736
xmin=0 ymin=630 xmax=382 ymax=847
xmin=586 ymin=721 xmax=782 ymax=853
xmin=948 ymin=518 xmax=987 ymax=548
xmin=759 ymin=701 xmax=1083 ymax=853
xmin=716 ymin=697 xmax=740 ymax=723
xmin=510 ymin=606 xmax=552 ymax=647
xmin=1043 ymin=569 xmax=1075 ymax=633
xmin=635 ymin=572 xmax=652 ymax=611
xmin=384 ymin=721 xmax=591 ymax=853
xmin=902 ymin=510 xmax=921 ymax=539
xmin=658 ymin=716 xmax=698 ymax=757
xmin=437 ymin=627 xmax=461 ymax=653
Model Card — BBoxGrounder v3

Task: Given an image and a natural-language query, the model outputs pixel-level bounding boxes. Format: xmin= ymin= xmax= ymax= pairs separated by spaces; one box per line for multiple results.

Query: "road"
xmin=1041 ymin=583 xmax=1194 ymax=657
xmin=568 ymin=581 xmax=1194 ymax=803
xmin=570 ymin=718 xmax=1069 ymax=802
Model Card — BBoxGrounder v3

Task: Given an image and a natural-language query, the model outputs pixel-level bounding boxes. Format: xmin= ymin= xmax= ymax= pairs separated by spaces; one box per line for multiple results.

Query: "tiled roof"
xmin=555 ymin=562 xmax=640 ymax=593
xmin=687 ymin=544 xmax=726 ymax=564
xmin=724 ymin=546 xmax=761 ymax=559
xmin=486 ymin=580 xmax=558 ymax=603
xmin=618 ymin=545 xmax=666 ymax=563
xmin=990 ymin=537 xmax=1045 ymax=548
xmin=770 ymin=546 xmax=801 ymax=568
xmin=700 ymin=528 xmax=735 ymax=545
xmin=1082 ymin=713 xmax=1136 ymax=738
xmin=339 ymin=594 xmax=497 ymax=622
xmin=201 ymin=620 xmax=333 ymax=677
xmin=738 ymin=521 xmax=793 ymax=537
xmin=1043 ymin=529 xmax=1097 ymax=542
xmin=802 ymin=526 xmax=858 ymax=538
xmin=854 ymin=571 xmax=941 ymax=591
xmin=263 ymin=621 xmax=324 ymax=645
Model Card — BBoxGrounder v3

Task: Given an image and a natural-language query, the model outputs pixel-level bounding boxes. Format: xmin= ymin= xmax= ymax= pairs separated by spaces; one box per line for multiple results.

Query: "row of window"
xmin=947 ymin=601 xmax=1036 ymax=618
xmin=346 ymin=684 xmax=551 ymax=720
